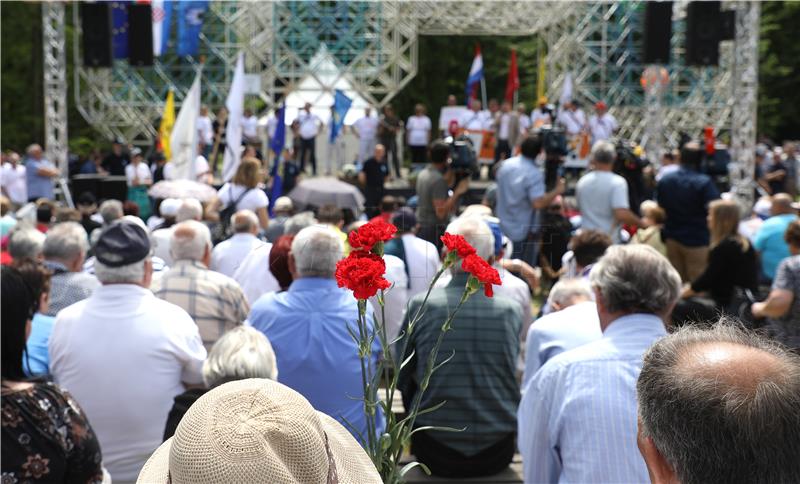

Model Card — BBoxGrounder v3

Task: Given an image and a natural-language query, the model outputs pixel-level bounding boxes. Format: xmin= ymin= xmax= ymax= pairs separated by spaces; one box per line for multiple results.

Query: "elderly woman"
xmin=208 ymin=157 xmax=269 ymax=231
xmin=162 ymin=326 xmax=278 ymax=440
xmin=752 ymin=219 xmax=800 ymax=351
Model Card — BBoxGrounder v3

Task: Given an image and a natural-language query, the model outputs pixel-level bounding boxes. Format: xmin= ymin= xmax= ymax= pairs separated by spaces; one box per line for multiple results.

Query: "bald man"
xmin=637 ymin=323 xmax=800 ymax=484
xmin=754 ymin=193 xmax=798 ymax=281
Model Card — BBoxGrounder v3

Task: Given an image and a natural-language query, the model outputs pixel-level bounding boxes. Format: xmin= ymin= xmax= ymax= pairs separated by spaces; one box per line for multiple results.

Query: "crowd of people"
xmin=2 ymin=93 xmax=800 ymax=483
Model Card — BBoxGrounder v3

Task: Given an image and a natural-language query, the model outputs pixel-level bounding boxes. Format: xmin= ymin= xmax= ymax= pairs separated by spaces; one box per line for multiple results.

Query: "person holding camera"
xmin=415 ymin=141 xmax=470 ymax=249
xmin=495 ymin=135 xmax=565 ymax=267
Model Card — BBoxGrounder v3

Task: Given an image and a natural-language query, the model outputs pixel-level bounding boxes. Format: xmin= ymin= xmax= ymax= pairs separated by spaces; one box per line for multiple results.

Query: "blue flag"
xmin=329 ymin=89 xmax=352 ymax=143
xmin=111 ymin=1 xmax=129 ymax=59
xmin=177 ymin=1 xmax=209 ymax=57
xmin=268 ymin=106 xmax=286 ymax=216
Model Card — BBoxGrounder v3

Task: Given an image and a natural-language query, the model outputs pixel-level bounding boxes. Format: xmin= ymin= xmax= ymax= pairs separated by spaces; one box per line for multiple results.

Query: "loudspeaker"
xmin=128 ymin=4 xmax=154 ymax=66
xmin=81 ymin=3 xmax=113 ymax=68
xmin=685 ymin=1 xmax=722 ymax=66
xmin=643 ymin=2 xmax=673 ymax=64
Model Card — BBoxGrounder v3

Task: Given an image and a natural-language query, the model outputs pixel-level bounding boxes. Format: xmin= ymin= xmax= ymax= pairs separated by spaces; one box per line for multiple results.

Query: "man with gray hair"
xmin=210 ymin=209 xmax=266 ymax=278
xmin=41 ymin=221 xmax=99 ymax=316
xmin=263 ymin=196 xmax=293 ymax=242
xmin=24 ymin=143 xmax=59 ymax=201
xmin=248 ymin=225 xmax=384 ymax=445
xmin=49 ymin=219 xmax=206 ymax=482
xmin=397 ymin=217 xmax=523 ymax=478
xmin=637 ymin=322 xmax=800 ymax=484
xmin=576 ymin=140 xmax=641 ymax=242
xmin=8 ymin=225 xmax=46 ymax=265
xmin=518 ymin=245 xmax=681 ymax=484
xmin=153 ymin=220 xmax=249 ymax=350
xmin=153 ymin=198 xmax=203 ymax=265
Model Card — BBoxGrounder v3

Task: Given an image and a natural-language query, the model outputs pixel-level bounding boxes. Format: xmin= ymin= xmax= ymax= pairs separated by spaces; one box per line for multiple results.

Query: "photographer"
xmin=415 ymin=141 xmax=470 ymax=249
xmin=496 ymin=135 xmax=565 ymax=266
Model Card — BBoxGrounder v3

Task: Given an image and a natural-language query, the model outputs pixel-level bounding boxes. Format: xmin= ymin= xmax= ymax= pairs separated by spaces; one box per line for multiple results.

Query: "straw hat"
xmin=138 ymin=379 xmax=382 ymax=484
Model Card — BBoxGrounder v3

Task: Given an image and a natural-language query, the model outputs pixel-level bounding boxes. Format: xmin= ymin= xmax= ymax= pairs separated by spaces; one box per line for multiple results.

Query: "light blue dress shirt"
xmin=754 ymin=213 xmax=797 ymax=280
xmin=248 ymin=277 xmax=385 ymax=444
xmin=495 ymin=155 xmax=545 ymax=242
xmin=24 ymin=312 xmax=56 ymax=376
xmin=25 ymin=156 xmax=56 ymax=200
xmin=518 ymin=313 xmax=667 ymax=484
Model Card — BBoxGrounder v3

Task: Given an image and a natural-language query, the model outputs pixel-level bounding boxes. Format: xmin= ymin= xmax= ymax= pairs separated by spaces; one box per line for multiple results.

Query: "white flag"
xmin=222 ymin=52 xmax=245 ymax=182
xmin=169 ymin=69 xmax=201 ymax=180
xmin=559 ymin=72 xmax=573 ymax=106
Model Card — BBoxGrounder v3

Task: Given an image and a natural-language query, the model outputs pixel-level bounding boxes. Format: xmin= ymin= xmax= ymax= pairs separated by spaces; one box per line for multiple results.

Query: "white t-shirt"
xmin=588 ymin=113 xmax=618 ymax=142
xmin=242 ymin=115 xmax=259 ymax=140
xmin=49 ymin=284 xmax=206 ymax=483
xmin=460 ymin=110 xmax=491 ymax=131
xmin=125 ymin=162 xmax=152 ymax=187
xmin=1 ymin=162 xmax=27 ymax=205
xmin=354 ymin=115 xmax=379 ymax=140
xmin=518 ymin=113 xmax=531 ymax=134
xmin=406 ymin=115 xmax=432 ymax=147
xmin=557 ymin=108 xmax=587 ymax=135
xmin=211 ymin=232 xmax=267 ymax=278
xmin=576 ymin=170 xmax=630 ymax=243
xmin=498 ymin=113 xmax=512 ymax=140
xmin=233 ymin=243 xmax=281 ymax=305
xmin=217 ymin=182 xmax=269 ymax=213
xmin=367 ymin=255 xmax=408 ymax=345
xmin=530 ymin=108 xmax=552 ymax=129
xmin=197 ymin=115 xmax=214 ymax=145
xmin=297 ymin=111 xmax=321 ymax=139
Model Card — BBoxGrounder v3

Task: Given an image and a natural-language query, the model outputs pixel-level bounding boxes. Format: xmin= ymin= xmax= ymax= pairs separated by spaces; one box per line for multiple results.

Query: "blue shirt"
xmin=24 ymin=313 xmax=56 ymax=376
xmin=495 ymin=155 xmax=545 ymax=241
xmin=656 ymin=167 xmax=719 ymax=247
xmin=754 ymin=213 xmax=797 ymax=280
xmin=247 ymin=277 xmax=384 ymax=444
xmin=518 ymin=313 xmax=667 ymax=484
xmin=25 ymin=156 xmax=56 ymax=200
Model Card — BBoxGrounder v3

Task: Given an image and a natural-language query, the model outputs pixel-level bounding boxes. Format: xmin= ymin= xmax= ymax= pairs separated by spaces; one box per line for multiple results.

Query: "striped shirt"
xmin=398 ymin=273 xmax=522 ymax=456
xmin=518 ymin=313 xmax=667 ymax=484
xmin=153 ymin=260 xmax=250 ymax=350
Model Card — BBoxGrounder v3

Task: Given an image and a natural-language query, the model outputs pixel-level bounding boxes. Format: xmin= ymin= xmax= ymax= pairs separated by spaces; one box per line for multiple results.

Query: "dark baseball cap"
xmin=391 ymin=207 xmax=417 ymax=233
xmin=94 ymin=220 xmax=151 ymax=267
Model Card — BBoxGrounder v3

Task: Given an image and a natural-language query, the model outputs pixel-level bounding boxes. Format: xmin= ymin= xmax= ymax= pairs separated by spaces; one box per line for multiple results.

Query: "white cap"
xmin=159 ymin=198 xmax=181 ymax=218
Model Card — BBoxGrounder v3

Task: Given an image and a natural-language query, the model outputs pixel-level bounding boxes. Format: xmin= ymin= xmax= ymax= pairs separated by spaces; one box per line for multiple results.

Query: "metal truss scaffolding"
xmin=42 ymin=2 xmax=68 ymax=174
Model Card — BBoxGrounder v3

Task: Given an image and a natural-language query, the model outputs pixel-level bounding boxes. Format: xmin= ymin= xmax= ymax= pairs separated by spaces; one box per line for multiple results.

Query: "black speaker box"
xmin=81 ymin=3 xmax=113 ymax=68
xmin=128 ymin=4 xmax=154 ymax=67
xmin=643 ymin=2 xmax=673 ymax=64
xmin=685 ymin=1 xmax=722 ymax=66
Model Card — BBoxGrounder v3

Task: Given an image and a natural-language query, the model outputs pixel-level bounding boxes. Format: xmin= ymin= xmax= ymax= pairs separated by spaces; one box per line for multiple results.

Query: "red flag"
xmin=504 ymin=49 xmax=520 ymax=103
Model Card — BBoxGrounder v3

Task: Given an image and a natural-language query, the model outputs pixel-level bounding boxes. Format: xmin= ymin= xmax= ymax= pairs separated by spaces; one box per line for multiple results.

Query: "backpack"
xmin=212 ymin=186 xmax=252 ymax=243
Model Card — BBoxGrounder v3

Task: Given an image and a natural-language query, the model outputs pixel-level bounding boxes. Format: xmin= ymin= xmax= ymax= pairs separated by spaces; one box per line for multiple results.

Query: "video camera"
xmin=444 ymin=135 xmax=479 ymax=183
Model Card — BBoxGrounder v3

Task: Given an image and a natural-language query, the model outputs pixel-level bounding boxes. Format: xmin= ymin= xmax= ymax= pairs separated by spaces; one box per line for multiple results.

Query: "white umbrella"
xmin=148 ymin=179 xmax=217 ymax=202
xmin=288 ymin=177 xmax=365 ymax=213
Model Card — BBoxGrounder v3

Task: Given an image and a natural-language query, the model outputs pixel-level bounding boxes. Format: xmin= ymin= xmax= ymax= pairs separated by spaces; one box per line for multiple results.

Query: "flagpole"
xmin=480 ymin=77 xmax=487 ymax=110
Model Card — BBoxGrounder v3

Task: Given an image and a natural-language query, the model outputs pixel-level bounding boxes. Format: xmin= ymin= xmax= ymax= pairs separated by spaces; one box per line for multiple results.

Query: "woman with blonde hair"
xmin=208 ymin=157 xmax=269 ymax=230
xmin=681 ymin=199 xmax=758 ymax=313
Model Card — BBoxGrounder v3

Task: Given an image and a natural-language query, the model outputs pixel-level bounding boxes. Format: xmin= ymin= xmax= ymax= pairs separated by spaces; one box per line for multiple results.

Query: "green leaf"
xmin=399 ymin=461 xmax=431 ymax=477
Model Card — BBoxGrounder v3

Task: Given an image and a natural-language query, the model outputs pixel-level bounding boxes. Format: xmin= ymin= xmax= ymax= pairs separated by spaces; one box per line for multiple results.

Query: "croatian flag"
xmin=152 ymin=0 xmax=172 ymax=57
xmin=465 ymin=45 xmax=483 ymax=104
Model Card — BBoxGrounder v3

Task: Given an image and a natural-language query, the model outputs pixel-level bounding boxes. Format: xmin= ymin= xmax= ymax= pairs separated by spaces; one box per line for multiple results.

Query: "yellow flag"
xmin=158 ymin=90 xmax=175 ymax=160
xmin=536 ymin=42 xmax=547 ymax=101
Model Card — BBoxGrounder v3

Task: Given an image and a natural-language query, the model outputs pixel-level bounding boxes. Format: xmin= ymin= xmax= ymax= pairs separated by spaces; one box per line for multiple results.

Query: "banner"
xmin=270 ymin=105 xmax=286 ymax=158
xmin=536 ymin=41 xmax=547 ymax=101
xmin=158 ymin=89 xmax=175 ymax=159
xmin=222 ymin=52 xmax=245 ymax=182
xmin=152 ymin=0 xmax=173 ymax=56
xmin=169 ymin=69 xmax=202 ymax=180
xmin=176 ymin=1 xmax=209 ymax=57
xmin=465 ymin=44 xmax=483 ymax=103
xmin=329 ymin=89 xmax=352 ymax=143
xmin=111 ymin=1 xmax=129 ymax=59
xmin=504 ymin=49 xmax=519 ymax=103
xmin=559 ymin=72 xmax=573 ymax=106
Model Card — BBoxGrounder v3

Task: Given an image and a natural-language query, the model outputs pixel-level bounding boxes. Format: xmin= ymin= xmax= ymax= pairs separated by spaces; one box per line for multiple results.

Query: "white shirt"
xmin=576 ymin=170 xmax=630 ymax=243
xmin=588 ymin=113 xmax=618 ymax=142
xmin=557 ymin=108 xmax=587 ymax=135
xmin=297 ymin=111 xmax=321 ymax=139
xmin=460 ymin=110 xmax=491 ymax=131
xmin=242 ymin=115 xmax=259 ymax=139
xmin=497 ymin=113 xmax=512 ymax=140
xmin=1 ymin=162 xmax=27 ymax=205
xmin=406 ymin=115 xmax=432 ymax=147
xmin=266 ymin=115 xmax=278 ymax=138
xmin=518 ymin=113 xmax=531 ymax=133
xmin=217 ymin=182 xmax=269 ymax=213
xmin=530 ymin=108 xmax=552 ymax=129
xmin=197 ymin=115 xmax=214 ymax=145
xmin=233 ymin=242 xmax=281 ymax=305
xmin=354 ymin=115 xmax=379 ymax=140
xmin=152 ymin=226 xmax=175 ymax=266
xmin=401 ymin=234 xmax=442 ymax=299
xmin=49 ymin=284 xmax=206 ymax=483
xmin=367 ymin=255 xmax=408 ymax=345
xmin=125 ymin=162 xmax=152 ymax=187
xmin=210 ymin=232 xmax=267 ymax=278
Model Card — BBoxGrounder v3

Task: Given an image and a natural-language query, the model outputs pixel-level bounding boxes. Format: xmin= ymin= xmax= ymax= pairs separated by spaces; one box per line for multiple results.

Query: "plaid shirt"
xmin=43 ymin=261 xmax=100 ymax=317
xmin=153 ymin=260 xmax=250 ymax=349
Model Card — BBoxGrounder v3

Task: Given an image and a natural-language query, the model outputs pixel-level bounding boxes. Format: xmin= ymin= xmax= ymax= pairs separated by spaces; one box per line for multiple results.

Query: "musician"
xmin=556 ymin=100 xmax=586 ymax=137
xmin=530 ymin=96 xmax=553 ymax=131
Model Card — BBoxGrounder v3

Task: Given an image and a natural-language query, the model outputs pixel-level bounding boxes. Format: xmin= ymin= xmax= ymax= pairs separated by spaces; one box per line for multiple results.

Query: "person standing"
xmin=358 ymin=144 xmax=389 ymax=219
xmin=197 ymin=105 xmax=214 ymax=158
xmin=460 ymin=99 xmax=489 ymax=132
xmin=296 ymin=103 xmax=321 ymax=175
xmin=530 ymin=96 xmax=552 ymax=131
xmin=353 ymin=106 xmax=379 ymax=164
xmin=492 ymin=101 xmax=520 ymax=168
xmin=24 ymin=144 xmax=59 ymax=201
xmin=242 ymin=108 xmax=260 ymax=145
xmin=576 ymin=141 xmax=641 ymax=242
xmin=587 ymin=101 xmax=618 ymax=143
xmin=1 ymin=151 xmax=27 ymax=207
xmin=379 ymin=104 xmax=403 ymax=178
xmin=415 ymin=141 xmax=469 ymax=249
xmin=556 ymin=100 xmax=586 ymax=137
xmin=101 ymin=139 xmax=129 ymax=177
xmin=125 ymin=148 xmax=153 ymax=220
xmin=516 ymin=102 xmax=531 ymax=138
xmin=406 ymin=104 xmax=432 ymax=167
xmin=656 ymin=142 xmax=720 ymax=282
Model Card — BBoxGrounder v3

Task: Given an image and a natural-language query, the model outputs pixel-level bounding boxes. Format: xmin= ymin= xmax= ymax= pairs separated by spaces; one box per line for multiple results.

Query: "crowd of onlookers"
xmin=1 ymin=129 xmax=799 ymax=483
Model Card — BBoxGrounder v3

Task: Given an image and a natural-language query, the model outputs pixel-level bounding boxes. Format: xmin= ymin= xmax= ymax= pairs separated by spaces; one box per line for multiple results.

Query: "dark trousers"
xmin=492 ymin=139 xmax=512 ymax=180
xmin=410 ymin=145 xmax=427 ymax=166
xmin=417 ymin=224 xmax=445 ymax=251
xmin=511 ymin=233 xmax=540 ymax=268
xmin=364 ymin=187 xmax=384 ymax=219
xmin=299 ymin=137 xmax=316 ymax=175
xmin=411 ymin=430 xmax=516 ymax=478
xmin=382 ymin=137 xmax=400 ymax=177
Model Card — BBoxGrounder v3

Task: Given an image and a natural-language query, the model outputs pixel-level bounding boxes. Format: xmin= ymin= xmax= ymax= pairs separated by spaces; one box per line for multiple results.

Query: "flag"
xmin=157 ymin=89 xmax=175 ymax=159
xmin=536 ymin=41 xmax=547 ymax=101
xmin=559 ymin=72 xmax=573 ymax=106
xmin=222 ymin=52 xmax=245 ymax=182
xmin=270 ymin=105 xmax=286 ymax=157
xmin=504 ymin=48 xmax=519 ymax=103
xmin=169 ymin=69 xmax=202 ymax=180
xmin=152 ymin=0 xmax=173 ymax=56
xmin=176 ymin=1 xmax=209 ymax=57
xmin=465 ymin=44 xmax=483 ymax=104
xmin=329 ymin=90 xmax=352 ymax=143
xmin=111 ymin=1 xmax=129 ymax=59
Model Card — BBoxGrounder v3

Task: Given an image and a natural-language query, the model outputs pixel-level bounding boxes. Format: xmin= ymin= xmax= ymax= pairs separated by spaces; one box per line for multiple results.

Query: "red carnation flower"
xmin=335 ymin=251 xmax=391 ymax=300
xmin=461 ymin=254 xmax=502 ymax=297
xmin=440 ymin=233 xmax=477 ymax=259
xmin=348 ymin=219 xmax=397 ymax=252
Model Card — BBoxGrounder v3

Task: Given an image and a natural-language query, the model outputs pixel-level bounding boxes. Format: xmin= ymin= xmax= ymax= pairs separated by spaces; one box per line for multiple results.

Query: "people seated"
xmin=40 ymin=221 xmax=99 ymax=316
xmin=210 ymin=210 xmax=267 ymax=278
